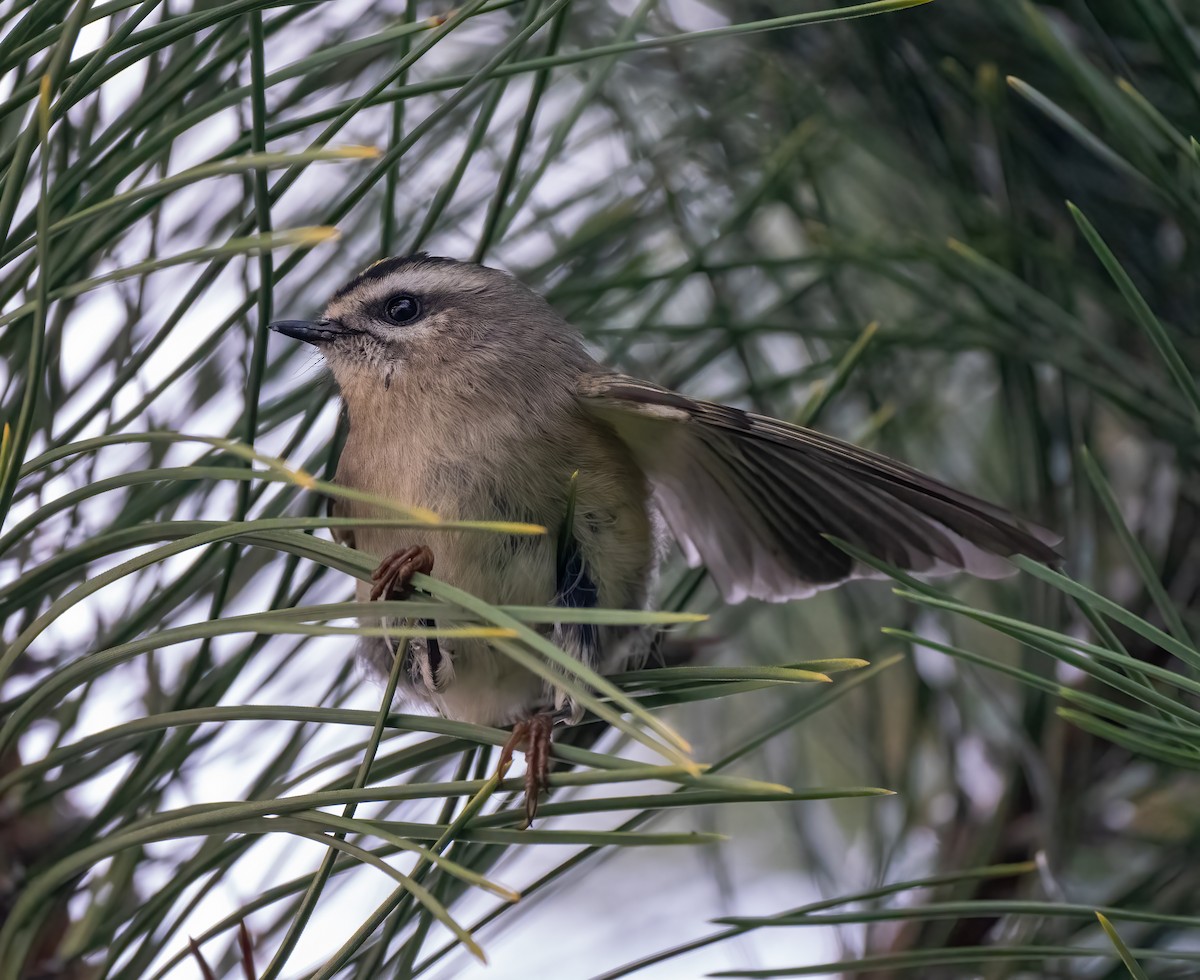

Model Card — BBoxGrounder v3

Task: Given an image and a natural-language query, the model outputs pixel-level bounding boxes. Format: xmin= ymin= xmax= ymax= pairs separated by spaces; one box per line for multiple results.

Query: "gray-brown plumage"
xmin=270 ymin=253 xmax=1060 ymax=817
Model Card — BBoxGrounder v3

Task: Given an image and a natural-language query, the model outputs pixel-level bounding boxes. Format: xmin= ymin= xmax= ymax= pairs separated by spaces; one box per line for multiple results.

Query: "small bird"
xmin=270 ymin=253 xmax=1060 ymax=820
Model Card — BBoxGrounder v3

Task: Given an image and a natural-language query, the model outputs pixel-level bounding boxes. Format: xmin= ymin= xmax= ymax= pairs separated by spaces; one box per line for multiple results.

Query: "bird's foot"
xmin=497 ymin=712 xmax=556 ymax=827
xmin=370 ymin=545 xmax=434 ymax=601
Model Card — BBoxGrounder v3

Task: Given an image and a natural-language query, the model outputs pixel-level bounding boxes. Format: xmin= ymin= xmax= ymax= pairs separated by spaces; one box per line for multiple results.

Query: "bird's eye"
xmin=384 ymin=294 xmax=423 ymax=325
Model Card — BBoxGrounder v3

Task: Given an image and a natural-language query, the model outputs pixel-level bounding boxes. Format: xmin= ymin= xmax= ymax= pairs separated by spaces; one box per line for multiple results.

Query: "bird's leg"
xmin=497 ymin=712 xmax=557 ymax=827
xmin=369 ymin=545 xmax=434 ymax=601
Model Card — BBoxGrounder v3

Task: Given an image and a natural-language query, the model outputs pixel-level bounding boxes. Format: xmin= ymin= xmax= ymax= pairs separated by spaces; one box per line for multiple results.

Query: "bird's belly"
xmin=336 ymin=435 xmax=657 ymax=726
xmin=351 ymin=529 xmax=551 ymax=725
xmin=348 ymin=498 xmax=567 ymax=726
xmin=352 ymin=523 xmax=556 ymax=607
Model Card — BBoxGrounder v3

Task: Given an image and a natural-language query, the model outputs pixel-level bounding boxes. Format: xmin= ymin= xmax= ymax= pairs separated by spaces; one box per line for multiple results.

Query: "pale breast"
xmin=332 ymin=390 xmax=657 ymax=726
xmin=335 ymin=400 xmax=655 ymax=610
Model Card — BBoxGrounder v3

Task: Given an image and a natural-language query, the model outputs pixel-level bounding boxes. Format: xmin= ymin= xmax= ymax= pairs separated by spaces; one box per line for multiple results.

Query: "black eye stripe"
xmin=384 ymin=293 xmax=423 ymax=326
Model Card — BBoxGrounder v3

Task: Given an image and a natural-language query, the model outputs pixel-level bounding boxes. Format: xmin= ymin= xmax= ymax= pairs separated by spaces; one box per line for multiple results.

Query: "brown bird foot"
xmin=497 ymin=712 xmax=556 ymax=827
xmin=370 ymin=545 xmax=434 ymax=601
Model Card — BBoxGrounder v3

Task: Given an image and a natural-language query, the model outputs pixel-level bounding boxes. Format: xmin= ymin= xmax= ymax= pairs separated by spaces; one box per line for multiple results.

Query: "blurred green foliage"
xmin=1 ymin=0 xmax=1198 ymax=977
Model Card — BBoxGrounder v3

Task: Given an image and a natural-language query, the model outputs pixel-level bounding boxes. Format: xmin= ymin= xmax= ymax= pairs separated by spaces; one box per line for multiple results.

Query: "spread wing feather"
xmin=578 ymin=374 xmax=1061 ymax=603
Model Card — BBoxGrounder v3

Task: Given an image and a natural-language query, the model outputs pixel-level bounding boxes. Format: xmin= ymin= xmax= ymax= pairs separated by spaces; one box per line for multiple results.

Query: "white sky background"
xmin=0 ymin=1 xmax=971 ymax=976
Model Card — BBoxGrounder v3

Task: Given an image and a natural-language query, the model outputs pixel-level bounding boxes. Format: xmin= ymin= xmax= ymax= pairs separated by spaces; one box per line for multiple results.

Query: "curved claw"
xmin=497 ymin=713 xmax=556 ymax=827
xmin=370 ymin=545 xmax=434 ymax=601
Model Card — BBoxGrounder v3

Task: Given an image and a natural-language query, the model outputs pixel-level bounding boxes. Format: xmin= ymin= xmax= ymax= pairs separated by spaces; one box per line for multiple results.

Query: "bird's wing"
xmin=577 ymin=374 xmax=1061 ymax=603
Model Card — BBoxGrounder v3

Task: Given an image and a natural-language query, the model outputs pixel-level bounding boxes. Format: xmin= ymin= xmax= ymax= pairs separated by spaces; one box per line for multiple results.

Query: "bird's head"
xmin=270 ymin=253 xmax=583 ymax=397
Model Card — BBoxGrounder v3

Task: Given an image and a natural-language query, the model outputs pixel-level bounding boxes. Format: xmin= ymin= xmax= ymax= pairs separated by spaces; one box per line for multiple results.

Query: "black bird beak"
xmin=268 ymin=318 xmax=353 ymax=344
